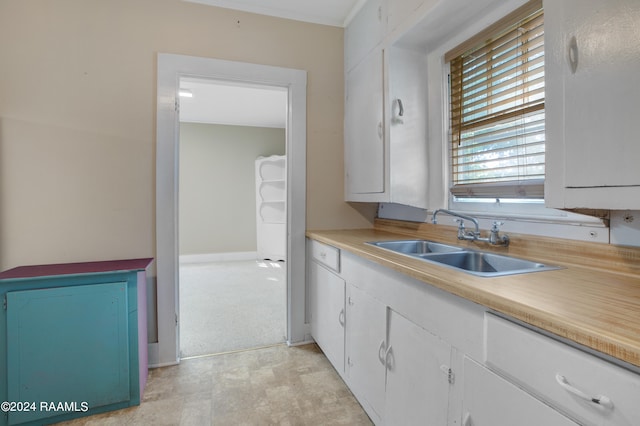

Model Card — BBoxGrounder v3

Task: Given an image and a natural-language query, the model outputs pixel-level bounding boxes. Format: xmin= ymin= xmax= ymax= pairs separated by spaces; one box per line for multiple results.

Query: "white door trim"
xmin=154 ymin=53 xmax=308 ymax=366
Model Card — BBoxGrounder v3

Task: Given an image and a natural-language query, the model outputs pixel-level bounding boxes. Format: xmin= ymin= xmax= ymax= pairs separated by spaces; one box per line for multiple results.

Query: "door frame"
xmin=154 ymin=53 xmax=308 ymax=366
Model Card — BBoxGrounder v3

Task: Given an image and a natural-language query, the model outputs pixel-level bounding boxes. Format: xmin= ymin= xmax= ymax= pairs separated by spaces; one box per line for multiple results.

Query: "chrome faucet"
xmin=431 ymin=209 xmax=509 ymax=247
xmin=432 ymin=209 xmax=481 ymax=239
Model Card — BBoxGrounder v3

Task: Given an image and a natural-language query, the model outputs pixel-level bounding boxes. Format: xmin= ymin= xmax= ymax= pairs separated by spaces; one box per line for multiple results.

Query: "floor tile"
xmin=55 ymin=344 xmax=372 ymax=425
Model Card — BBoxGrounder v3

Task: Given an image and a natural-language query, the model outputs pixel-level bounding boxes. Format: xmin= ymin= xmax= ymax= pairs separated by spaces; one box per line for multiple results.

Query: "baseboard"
xmin=179 ymin=251 xmax=258 ymax=264
xmin=147 ymin=342 xmax=179 ymax=369
xmin=287 ymin=338 xmax=316 ymax=347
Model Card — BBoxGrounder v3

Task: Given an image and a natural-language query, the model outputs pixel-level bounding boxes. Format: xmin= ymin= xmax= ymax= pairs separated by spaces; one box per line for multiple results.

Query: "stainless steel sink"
xmin=368 ymin=240 xmax=464 ymax=255
xmin=368 ymin=239 xmax=561 ymax=277
xmin=418 ymin=251 xmax=561 ymax=277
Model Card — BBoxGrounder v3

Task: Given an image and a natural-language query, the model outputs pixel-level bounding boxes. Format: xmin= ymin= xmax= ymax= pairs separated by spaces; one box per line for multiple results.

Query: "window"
xmin=446 ymin=0 xmax=544 ymax=200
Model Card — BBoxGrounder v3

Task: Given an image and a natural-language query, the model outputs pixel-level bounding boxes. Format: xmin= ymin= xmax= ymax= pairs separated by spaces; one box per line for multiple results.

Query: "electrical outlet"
xmin=610 ymin=210 xmax=640 ymax=247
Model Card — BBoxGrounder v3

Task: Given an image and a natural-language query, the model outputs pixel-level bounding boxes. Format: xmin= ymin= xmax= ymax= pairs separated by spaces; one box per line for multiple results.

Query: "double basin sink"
xmin=367 ymin=240 xmax=561 ymax=277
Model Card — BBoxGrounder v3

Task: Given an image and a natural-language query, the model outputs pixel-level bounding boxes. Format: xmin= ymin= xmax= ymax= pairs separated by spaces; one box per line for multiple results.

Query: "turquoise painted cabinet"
xmin=0 ymin=258 xmax=152 ymax=426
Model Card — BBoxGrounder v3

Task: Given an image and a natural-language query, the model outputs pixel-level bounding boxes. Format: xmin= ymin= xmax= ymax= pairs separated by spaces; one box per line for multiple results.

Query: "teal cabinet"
xmin=0 ymin=258 xmax=152 ymax=426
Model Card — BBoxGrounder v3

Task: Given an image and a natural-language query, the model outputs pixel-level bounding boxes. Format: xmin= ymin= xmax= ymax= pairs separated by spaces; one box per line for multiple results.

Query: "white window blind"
xmin=447 ymin=0 xmax=544 ymax=199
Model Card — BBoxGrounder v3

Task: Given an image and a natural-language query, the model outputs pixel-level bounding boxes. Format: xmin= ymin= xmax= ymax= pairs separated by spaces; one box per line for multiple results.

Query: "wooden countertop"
xmin=307 ymin=221 xmax=640 ymax=369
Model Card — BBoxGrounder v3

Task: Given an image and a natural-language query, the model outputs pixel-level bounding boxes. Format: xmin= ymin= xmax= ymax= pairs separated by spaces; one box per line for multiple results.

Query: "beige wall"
xmin=0 ymin=0 xmax=373 ymax=271
xmin=179 ymin=123 xmax=285 ymax=255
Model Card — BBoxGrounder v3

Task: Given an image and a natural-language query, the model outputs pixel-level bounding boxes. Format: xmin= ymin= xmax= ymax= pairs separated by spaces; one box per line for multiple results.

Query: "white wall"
xmin=179 ymin=123 xmax=285 ymax=255
xmin=0 ymin=0 xmax=374 ymax=272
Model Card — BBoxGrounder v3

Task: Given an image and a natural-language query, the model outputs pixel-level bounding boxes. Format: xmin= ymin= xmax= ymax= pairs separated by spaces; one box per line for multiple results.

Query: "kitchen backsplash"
xmin=378 ymin=204 xmax=640 ymax=248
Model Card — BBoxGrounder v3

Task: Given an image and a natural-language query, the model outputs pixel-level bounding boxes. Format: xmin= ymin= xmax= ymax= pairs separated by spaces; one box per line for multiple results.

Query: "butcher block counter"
xmin=307 ymin=219 xmax=640 ymax=369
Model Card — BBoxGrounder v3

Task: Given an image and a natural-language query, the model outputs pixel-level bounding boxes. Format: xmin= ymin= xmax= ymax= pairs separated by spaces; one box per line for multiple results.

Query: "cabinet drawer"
xmin=485 ymin=313 xmax=640 ymax=426
xmin=464 ymin=357 xmax=577 ymax=426
xmin=310 ymin=240 xmax=340 ymax=272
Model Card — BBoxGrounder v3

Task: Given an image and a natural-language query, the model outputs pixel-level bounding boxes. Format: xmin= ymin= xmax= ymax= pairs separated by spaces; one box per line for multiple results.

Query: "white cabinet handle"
xmin=377 ymin=121 xmax=383 ymax=139
xmin=462 ymin=412 xmax=472 ymax=426
xmin=338 ymin=308 xmax=345 ymax=327
xmin=397 ymin=98 xmax=404 ymax=117
xmin=378 ymin=340 xmax=387 ymax=367
xmin=555 ymin=374 xmax=613 ymax=409
xmin=384 ymin=345 xmax=393 ymax=370
xmin=568 ymin=35 xmax=579 ymax=74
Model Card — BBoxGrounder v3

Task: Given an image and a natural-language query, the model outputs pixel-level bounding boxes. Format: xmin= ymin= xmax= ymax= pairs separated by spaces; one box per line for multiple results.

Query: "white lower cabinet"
xmin=309 ymin=247 xmax=346 ymax=375
xmin=307 ymin=239 xmax=640 ymax=426
xmin=462 ymin=357 xmax=578 ymax=426
xmin=346 ymin=284 xmax=387 ymax=423
xmin=346 ymin=283 xmax=453 ymax=425
xmin=385 ymin=309 xmax=452 ymax=426
xmin=485 ymin=313 xmax=640 ymax=426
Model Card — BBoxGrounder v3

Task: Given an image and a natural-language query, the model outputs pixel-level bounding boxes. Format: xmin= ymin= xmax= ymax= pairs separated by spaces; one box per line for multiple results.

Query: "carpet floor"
xmin=179 ymin=259 xmax=287 ymax=357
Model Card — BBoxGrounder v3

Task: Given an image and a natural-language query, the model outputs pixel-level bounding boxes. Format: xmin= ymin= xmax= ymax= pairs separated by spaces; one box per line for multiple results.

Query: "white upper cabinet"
xmin=387 ymin=45 xmax=429 ymax=209
xmin=344 ymin=0 xmax=431 ymax=208
xmin=386 ymin=0 xmax=425 ymax=34
xmin=345 ymin=0 xmax=385 ymax=73
xmin=345 ymin=47 xmax=386 ymax=198
xmin=344 ymin=44 xmax=430 ymax=207
xmin=545 ymin=0 xmax=640 ymax=209
xmin=344 ymin=0 xmax=640 ymax=211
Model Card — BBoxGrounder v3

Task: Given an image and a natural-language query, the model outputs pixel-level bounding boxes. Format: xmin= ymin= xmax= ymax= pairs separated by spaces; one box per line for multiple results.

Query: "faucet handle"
xmin=491 ymin=221 xmax=504 ymax=230
xmin=454 ymin=219 xmax=467 ymax=240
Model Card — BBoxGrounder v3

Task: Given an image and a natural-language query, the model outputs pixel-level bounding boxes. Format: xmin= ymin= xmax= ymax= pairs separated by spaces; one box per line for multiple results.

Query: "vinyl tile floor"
xmin=54 ymin=344 xmax=373 ymax=426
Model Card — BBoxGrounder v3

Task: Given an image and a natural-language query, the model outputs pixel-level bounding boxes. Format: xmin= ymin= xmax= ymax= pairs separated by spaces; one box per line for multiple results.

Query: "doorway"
xmin=177 ymin=78 xmax=288 ymax=357
xmin=154 ymin=53 xmax=308 ymax=367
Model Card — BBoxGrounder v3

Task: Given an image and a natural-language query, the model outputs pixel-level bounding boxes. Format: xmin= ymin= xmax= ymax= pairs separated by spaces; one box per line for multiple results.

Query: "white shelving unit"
xmin=255 ymin=155 xmax=286 ymax=261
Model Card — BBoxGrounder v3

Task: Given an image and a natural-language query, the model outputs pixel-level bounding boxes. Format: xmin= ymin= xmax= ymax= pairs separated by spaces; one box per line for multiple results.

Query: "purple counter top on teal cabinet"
xmin=0 ymin=258 xmax=153 ymax=426
xmin=0 ymin=258 xmax=154 ymax=280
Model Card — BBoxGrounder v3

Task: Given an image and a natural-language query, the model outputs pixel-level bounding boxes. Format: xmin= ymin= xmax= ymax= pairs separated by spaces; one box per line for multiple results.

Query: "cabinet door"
xmin=387 ymin=0 xmax=425 ymax=34
xmin=545 ymin=0 xmax=640 ymax=207
xmin=562 ymin=0 xmax=640 ymax=189
xmin=346 ymin=284 xmax=387 ymax=423
xmin=309 ymin=261 xmax=345 ymax=373
xmin=385 ymin=309 xmax=452 ymax=425
xmin=387 ymin=45 xmax=429 ymax=209
xmin=462 ymin=358 xmax=578 ymax=426
xmin=345 ymin=47 xmax=386 ymax=199
xmin=7 ymin=282 xmax=130 ymax=425
xmin=345 ymin=0 xmax=384 ymax=72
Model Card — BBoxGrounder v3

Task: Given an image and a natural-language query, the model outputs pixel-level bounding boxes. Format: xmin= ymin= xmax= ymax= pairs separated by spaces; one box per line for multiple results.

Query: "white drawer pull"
xmin=338 ymin=308 xmax=345 ymax=327
xmin=555 ymin=374 xmax=613 ymax=409
xmin=378 ymin=340 xmax=387 ymax=367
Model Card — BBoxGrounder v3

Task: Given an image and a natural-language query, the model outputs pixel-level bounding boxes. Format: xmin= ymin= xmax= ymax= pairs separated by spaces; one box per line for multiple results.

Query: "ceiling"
xmin=179 ymin=78 xmax=288 ymax=128
xmin=179 ymin=1 xmax=365 ymax=127
xmin=184 ymin=0 xmax=365 ymax=27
